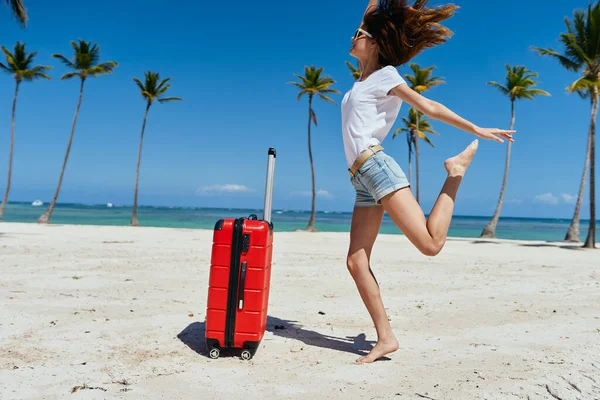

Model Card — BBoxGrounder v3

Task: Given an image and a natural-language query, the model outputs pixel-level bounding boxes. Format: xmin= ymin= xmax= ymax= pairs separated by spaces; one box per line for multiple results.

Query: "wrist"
xmin=471 ymin=125 xmax=482 ymax=135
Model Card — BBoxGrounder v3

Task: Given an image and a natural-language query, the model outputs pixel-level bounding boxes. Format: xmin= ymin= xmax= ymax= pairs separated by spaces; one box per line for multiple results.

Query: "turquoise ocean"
xmin=2 ymin=202 xmax=598 ymax=242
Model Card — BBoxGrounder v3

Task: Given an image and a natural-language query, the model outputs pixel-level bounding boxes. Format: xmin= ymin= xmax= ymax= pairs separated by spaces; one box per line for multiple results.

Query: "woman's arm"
xmin=390 ymin=84 xmax=515 ymax=144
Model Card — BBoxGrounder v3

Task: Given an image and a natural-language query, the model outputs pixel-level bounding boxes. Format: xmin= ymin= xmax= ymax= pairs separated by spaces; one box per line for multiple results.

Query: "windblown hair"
xmin=363 ymin=0 xmax=458 ymax=66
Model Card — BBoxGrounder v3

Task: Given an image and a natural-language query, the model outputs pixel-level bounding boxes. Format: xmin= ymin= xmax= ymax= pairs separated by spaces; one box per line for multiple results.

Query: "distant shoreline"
xmin=2 ymin=201 xmax=598 ymax=223
xmin=1 ymin=202 xmax=597 ymax=243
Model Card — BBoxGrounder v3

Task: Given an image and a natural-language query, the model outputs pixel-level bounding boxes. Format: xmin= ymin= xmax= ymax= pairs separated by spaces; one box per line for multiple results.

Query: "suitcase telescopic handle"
xmin=263 ymin=148 xmax=276 ymax=223
xmin=237 ymin=261 xmax=247 ymax=310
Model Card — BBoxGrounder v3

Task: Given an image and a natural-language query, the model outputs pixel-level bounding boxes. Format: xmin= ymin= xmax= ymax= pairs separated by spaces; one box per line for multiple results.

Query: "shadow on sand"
xmin=517 ymin=242 xmax=587 ymax=251
xmin=177 ymin=316 xmax=386 ymax=360
xmin=456 ymin=238 xmax=587 ymax=250
xmin=265 ymin=315 xmax=379 ymax=358
xmin=469 ymin=240 xmax=502 ymax=245
xmin=177 ymin=321 xmax=207 ymax=356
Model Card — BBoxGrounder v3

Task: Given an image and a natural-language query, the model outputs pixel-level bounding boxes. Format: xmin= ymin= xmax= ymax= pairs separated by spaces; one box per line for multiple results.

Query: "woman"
xmin=343 ymin=0 xmax=515 ymax=364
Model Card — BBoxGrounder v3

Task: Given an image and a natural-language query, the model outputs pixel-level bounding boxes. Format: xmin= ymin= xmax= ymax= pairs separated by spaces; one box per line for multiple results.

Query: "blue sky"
xmin=0 ymin=0 xmax=596 ymax=218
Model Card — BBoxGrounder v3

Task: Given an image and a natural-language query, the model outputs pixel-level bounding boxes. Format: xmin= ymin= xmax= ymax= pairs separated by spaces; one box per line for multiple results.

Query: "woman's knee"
xmin=346 ymin=253 xmax=369 ymax=276
xmin=417 ymin=239 xmax=445 ymax=257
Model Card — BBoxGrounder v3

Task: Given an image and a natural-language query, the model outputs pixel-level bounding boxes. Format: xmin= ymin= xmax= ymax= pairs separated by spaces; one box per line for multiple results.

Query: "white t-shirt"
xmin=341 ymin=65 xmax=407 ymax=167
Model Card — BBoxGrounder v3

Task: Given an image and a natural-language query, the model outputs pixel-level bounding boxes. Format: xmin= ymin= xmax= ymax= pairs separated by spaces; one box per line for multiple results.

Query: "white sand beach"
xmin=0 ymin=222 xmax=599 ymax=399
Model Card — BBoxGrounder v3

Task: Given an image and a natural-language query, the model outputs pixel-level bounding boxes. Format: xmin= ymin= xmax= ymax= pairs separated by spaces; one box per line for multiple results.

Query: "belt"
xmin=348 ymin=145 xmax=384 ymax=177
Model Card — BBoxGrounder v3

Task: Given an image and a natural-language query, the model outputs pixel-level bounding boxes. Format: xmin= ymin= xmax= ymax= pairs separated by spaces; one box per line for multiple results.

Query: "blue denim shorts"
xmin=350 ymin=151 xmax=410 ymax=207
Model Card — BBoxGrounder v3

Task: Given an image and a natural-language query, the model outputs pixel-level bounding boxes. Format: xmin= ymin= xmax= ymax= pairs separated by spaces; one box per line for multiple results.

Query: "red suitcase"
xmin=205 ymin=148 xmax=276 ymax=360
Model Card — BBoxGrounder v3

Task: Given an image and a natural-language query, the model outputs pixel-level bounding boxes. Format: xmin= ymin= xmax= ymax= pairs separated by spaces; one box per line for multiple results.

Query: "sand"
xmin=0 ymin=222 xmax=598 ymax=399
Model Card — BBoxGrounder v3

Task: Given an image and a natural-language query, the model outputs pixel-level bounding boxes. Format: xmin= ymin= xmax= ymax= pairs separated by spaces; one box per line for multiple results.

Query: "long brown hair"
xmin=362 ymin=0 xmax=458 ymax=66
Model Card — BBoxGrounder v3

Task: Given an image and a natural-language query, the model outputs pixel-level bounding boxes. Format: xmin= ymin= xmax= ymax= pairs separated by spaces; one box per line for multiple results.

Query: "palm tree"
xmin=393 ymin=108 xmax=438 ymax=186
xmin=0 ymin=42 xmax=51 ymax=220
xmin=4 ymin=0 xmax=27 ymax=27
xmin=403 ymin=63 xmax=445 ymax=203
xmin=345 ymin=61 xmax=361 ymax=81
xmin=288 ymin=66 xmax=340 ymax=231
xmin=480 ymin=65 xmax=549 ymax=238
xmin=37 ymin=40 xmax=117 ymax=224
xmin=130 ymin=71 xmax=182 ymax=226
xmin=533 ymin=2 xmax=600 ymax=248
xmin=563 ymin=87 xmax=593 ymax=242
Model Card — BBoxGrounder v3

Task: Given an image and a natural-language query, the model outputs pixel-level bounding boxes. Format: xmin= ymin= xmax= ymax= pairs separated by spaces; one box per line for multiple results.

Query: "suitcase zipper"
xmin=225 ymin=217 xmax=244 ymax=348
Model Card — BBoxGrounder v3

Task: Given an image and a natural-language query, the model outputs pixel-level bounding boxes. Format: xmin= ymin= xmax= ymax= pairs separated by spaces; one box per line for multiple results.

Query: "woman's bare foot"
xmin=444 ymin=139 xmax=479 ymax=177
xmin=356 ymin=337 xmax=399 ymax=364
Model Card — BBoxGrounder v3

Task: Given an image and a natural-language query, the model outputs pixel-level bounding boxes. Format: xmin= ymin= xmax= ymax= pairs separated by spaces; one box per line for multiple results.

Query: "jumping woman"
xmin=343 ymin=0 xmax=515 ymax=363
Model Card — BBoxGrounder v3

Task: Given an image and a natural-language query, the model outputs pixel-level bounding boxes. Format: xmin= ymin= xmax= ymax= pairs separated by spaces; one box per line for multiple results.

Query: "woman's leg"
xmin=346 ymin=204 xmax=399 ymax=363
xmin=380 ymin=140 xmax=478 ymax=255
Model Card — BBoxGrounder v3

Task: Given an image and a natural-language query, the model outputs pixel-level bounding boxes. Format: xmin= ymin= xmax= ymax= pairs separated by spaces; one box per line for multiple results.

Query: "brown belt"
xmin=348 ymin=145 xmax=384 ymax=177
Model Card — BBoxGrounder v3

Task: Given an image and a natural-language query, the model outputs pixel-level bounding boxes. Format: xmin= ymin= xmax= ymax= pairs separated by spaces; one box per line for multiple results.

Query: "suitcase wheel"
xmin=240 ymin=350 xmax=253 ymax=360
xmin=208 ymin=347 xmax=220 ymax=359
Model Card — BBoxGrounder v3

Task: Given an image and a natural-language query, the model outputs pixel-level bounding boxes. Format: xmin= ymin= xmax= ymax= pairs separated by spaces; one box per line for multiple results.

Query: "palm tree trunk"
xmin=130 ymin=103 xmax=151 ymax=226
xmin=564 ymin=126 xmax=591 ymax=242
xmin=583 ymin=90 xmax=597 ymax=249
xmin=414 ymin=128 xmax=420 ymax=204
xmin=0 ymin=80 xmax=20 ymax=221
xmin=307 ymin=95 xmax=317 ymax=231
xmin=38 ymin=78 xmax=85 ymax=224
xmin=481 ymin=101 xmax=515 ymax=238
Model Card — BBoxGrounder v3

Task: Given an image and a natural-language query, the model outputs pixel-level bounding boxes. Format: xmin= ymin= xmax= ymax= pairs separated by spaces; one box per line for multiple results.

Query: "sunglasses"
xmin=352 ymin=28 xmax=373 ymax=41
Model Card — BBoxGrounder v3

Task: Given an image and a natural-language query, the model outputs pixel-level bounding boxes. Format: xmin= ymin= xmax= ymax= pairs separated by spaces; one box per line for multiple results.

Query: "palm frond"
xmin=310 ymin=108 xmax=318 ymax=126
xmin=87 ymin=61 xmax=118 ymax=76
xmin=525 ymin=89 xmax=551 ymax=97
xmin=296 ymin=90 xmax=307 ymax=101
xmin=532 ymin=46 xmax=581 ymax=71
xmin=156 ymin=86 xmax=170 ymax=97
xmin=345 ymin=60 xmax=361 ymax=80
xmin=392 ymin=127 xmax=409 ymax=139
xmin=21 ymin=70 xmax=48 ymax=81
xmin=133 ymin=77 xmax=145 ymax=92
xmin=405 ymin=63 xmax=445 ymax=93
xmin=561 ymin=32 xmax=591 ymax=65
xmin=158 ymin=97 xmax=183 ymax=103
xmin=404 ymin=75 xmax=417 ymax=86
xmin=140 ymin=90 xmax=153 ymax=101
xmin=567 ymin=76 xmax=596 ymax=93
xmin=1 ymin=46 xmax=16 ymax=67
xmin=61 ymin=72 xmax=80 ymax=80
xmin=426 ymin=79 xmax=446 ymax=87
xmin=418 ymin=132 xmax=435 ymax=147
xmin=21 ymin=65 xmax=52 ymax=81
xmin=156 ymin=77 xmax=171 ymax=93
xmin=318 ymin=88 xmax=341 ymax=94
xmin=318 ymin=94 xmax=336 ymax=104
xmin=24 ymin=51 xmax=37 ymax=67
xmin=5 ymin=0 xmax=28 ymax=26
xmin=486 ymin=81 xmax=510 ymax=95
xmin=52 ymin=54 xmax=76 ymax=69
xmin=293 ymin=74 xmax=311 ymax=86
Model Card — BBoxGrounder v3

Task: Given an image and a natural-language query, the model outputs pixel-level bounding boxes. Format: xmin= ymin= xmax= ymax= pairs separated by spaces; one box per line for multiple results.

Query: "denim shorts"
xmin=350 ymin=151 xmax=410 ymax=207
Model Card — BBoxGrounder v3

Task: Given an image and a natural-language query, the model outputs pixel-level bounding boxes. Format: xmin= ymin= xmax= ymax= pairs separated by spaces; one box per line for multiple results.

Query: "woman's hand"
xmin=473 ymin=127 xmax=516 ymax=143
